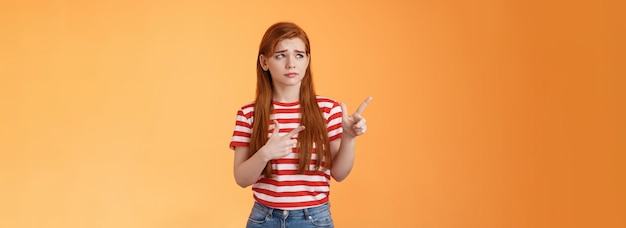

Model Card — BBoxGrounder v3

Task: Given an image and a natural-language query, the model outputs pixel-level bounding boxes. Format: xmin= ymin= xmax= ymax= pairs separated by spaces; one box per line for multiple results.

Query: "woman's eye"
xmin=296 ymin=54 xmax=304 ymax=58
xmin=275 ymin=54 xmax=285 ymax=59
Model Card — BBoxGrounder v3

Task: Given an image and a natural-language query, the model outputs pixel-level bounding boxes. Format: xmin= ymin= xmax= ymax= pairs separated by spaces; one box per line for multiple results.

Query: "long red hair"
xmin=250 ymin=22 xmax=331 ymax=178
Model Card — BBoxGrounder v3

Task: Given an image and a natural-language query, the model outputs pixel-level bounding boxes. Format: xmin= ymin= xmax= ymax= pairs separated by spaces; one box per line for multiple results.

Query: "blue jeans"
xmin=246 ymin=201 xmax=334 ymax=228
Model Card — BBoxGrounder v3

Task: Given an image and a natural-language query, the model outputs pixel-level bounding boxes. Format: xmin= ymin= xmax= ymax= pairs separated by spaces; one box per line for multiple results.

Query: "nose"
xmin=286 ymin=55 xmax=296 ymax=69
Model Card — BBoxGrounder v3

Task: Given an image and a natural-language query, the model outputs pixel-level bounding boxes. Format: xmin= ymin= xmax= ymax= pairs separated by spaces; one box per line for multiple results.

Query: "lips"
xmin=284 ymin=73 xmax=298 ymax=78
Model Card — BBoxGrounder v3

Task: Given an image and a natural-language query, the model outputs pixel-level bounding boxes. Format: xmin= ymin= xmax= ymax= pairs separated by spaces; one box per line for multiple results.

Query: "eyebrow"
xmin=274 ymin=49 xmax=306 ymax=54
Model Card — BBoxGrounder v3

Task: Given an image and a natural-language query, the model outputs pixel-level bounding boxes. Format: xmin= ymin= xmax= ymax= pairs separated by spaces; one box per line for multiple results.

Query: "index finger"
xmin=354 ymin=96 xmax=373 ymax=115
xmin=272 ymin=120 xmax=280 ymax=135
xmin=284 ymin=125 xmax=305 ymax=139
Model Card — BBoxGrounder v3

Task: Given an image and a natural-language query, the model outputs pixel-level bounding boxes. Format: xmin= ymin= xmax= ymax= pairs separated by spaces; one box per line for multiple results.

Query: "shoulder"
xmin=315 ymin=95 xmax=340 ymax=107
xmin=236 ymin=102 xmax=256 ymax=118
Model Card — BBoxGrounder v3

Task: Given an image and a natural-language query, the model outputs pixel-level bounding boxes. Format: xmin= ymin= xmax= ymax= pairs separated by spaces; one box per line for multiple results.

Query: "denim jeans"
xmin=246 ymin=201 xmax=334 ymax=228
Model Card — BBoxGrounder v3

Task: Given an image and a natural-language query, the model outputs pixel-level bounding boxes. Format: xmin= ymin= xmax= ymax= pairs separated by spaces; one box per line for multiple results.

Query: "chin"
xmin=281 ymin=82 xmax=302 ymax=87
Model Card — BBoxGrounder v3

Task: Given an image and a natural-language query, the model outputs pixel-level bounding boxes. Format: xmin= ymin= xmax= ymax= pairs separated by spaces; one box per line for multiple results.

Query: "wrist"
xmin=341 ymin=134 xmax=357 ymax=143
xmin=256 ymin=147 xmax=271 ymax=163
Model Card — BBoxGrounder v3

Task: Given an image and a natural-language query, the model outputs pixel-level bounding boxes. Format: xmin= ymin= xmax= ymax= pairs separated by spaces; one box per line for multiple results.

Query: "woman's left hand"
xmin=341 ymin=97 xmax=373 ymax=138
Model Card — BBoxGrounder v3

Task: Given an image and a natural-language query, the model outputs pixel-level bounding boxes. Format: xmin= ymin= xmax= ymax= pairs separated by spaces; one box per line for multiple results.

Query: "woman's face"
xmin=260 ymin=38 xmax=310 ymax=89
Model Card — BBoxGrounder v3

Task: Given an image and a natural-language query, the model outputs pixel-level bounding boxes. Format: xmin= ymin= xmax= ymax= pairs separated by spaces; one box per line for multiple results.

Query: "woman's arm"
xmin=330 ymin=97 xmax=372 ymax=182
xmin=233 ymin=146 xmax=269 ymax=188
xmin=330 ymin=137 xmax=355 ymax=182
xmin=233 ymin=120 xmax=305 ymax=187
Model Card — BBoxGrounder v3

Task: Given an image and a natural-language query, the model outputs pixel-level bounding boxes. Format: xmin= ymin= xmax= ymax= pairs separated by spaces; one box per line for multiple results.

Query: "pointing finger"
xmin=354 ymin=96 xmax=373 ymax=115
xmin=284 ymin=125 xmax=305 ymax=139
xmin=272 ymin=120 xmax=280 ymax=136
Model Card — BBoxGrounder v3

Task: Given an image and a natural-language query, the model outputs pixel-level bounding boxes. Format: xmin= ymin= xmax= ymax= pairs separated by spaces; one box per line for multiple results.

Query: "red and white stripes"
xmin=230 ymin=96 xmax=343 ymax=209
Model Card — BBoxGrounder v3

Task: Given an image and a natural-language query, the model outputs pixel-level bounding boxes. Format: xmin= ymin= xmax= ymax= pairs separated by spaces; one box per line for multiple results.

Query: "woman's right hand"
xmin=260 ymin=120 xmax=305 ymax=162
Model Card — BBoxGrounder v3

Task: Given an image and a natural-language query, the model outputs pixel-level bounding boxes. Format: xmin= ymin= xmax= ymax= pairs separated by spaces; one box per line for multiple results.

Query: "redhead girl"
xmin=229 ymin=22 xmax=372 ymax=228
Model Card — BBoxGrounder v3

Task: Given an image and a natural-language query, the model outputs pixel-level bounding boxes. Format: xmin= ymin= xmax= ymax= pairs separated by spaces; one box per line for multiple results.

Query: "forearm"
xmin=331 ymin=136 xmax=356 ymax=182
xmin=234 ymin=149 xmax=268 ymax=188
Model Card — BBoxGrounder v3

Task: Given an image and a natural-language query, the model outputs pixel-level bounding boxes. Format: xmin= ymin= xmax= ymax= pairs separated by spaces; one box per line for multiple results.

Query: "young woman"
xmin=229 ymin=22 xmax=372 ymax=228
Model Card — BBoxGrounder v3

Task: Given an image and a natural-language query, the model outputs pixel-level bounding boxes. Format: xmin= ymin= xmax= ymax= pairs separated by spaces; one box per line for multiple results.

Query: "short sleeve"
xmin=326 ymin=101 xmax=343 ymax=141
xmin=229 ymin=105 xmax=254 ymax=150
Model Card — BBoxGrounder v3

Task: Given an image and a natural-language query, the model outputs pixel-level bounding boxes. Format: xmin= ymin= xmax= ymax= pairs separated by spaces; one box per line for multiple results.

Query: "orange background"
xmin=1 ymin=0 xmax=624 ymax=227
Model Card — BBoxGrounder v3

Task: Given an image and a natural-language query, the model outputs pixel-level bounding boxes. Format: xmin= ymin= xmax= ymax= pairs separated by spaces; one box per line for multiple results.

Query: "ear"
xmin=259 ymin=54 xmax=268 ymax=71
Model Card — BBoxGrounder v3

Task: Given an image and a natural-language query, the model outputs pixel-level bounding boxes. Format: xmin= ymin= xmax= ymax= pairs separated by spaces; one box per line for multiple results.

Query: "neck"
xmin=272 ymin=85 xmax=300 ymax=103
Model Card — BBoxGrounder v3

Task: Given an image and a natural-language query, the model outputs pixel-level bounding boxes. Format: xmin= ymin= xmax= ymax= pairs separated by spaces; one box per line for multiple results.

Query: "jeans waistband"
xmin=253 ymin=201 xmax=330 ymax=218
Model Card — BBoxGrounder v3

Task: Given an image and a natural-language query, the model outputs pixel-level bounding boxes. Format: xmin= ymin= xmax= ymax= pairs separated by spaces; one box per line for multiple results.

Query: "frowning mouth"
xmin=284 ymin=73 xmax=298 ymax=77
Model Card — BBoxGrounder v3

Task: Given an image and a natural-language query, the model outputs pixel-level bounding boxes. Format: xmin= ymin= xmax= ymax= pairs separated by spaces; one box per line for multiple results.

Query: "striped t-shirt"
xmin=229 ymin=96 xmax=343 ymax=210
